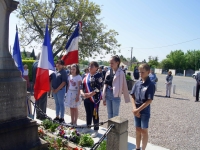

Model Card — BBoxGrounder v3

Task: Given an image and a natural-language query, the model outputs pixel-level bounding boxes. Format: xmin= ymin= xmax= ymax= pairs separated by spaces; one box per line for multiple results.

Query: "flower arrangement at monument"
xmin=38 ymin=119 xmax=95 ymax=150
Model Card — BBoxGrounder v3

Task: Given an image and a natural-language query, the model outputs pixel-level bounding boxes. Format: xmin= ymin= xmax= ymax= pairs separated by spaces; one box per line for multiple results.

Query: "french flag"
xmin=34 ymin=24 xmax=55 ymax=100
xmin=62 ymin=22 xmax=82 ymax=65
xmin=12 ymin=26 xmax=24 ymax=76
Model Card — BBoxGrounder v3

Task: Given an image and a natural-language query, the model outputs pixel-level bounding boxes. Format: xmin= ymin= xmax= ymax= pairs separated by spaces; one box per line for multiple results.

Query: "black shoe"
xmin=53 ymin=117 xmax=60 ymax=123
xmin=195 ymin=100 xmax=199 ymax=102
xmin=168 ymin=96 xmax=170 ymax=98
xmin=165 ymin=95 xmax=168 ymax=97
xmin=36 ymin=116 xmax=41 ymax=119
xmin=59 ymin=118 xmax=65 ymax=123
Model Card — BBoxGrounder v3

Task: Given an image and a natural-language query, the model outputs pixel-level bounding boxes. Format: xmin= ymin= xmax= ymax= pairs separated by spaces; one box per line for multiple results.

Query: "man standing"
xmin=149 ymin=69 xmax=157 ymax=91
xmin=133 ymin=65 xmax=140 ymax=80
xmin=195 ymin=69 xmax=200 ymax=102
xmin=32 ymin=53 xmax=48 ymax=120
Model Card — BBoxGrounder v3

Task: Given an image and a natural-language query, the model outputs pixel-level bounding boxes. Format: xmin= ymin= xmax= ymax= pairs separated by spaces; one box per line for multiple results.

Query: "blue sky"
xmin=9 ymin=0 xmax=200 ymax=62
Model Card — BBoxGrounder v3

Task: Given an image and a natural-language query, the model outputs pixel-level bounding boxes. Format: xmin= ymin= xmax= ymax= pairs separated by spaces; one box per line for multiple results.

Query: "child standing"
xmin=65 ymin=64 xmax=82 ymax=125
xmin=130 ymin=63 xmax=155 ymax=150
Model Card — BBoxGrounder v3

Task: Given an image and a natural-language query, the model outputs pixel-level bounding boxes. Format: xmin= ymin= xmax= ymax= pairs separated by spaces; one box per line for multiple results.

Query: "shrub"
xmin=126 ymin=74 xmax=132 ymax=81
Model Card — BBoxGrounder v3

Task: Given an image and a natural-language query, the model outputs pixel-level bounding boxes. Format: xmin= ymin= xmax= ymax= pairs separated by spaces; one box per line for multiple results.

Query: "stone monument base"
xmin=0 ymin=118 xmax=48 ymax=150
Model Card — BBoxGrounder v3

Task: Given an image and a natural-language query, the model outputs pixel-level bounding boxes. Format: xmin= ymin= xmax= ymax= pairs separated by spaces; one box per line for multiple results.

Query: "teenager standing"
xmin=102 ymin=55 xmax=130 ymax=119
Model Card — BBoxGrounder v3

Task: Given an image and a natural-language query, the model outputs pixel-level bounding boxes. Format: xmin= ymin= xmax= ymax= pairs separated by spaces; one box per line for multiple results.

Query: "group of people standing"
xmin=33 ymin=55 xmax=130 ymax=138
xmin=30 ymin=53 xmax=175 ymax=149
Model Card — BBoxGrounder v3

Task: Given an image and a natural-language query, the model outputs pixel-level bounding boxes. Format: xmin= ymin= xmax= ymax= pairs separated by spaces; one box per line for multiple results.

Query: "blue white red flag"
xmin=12 ymin=27 xmax=24 ymax=76
xmin=62 ymin=22 xmax=82 ymax=65
xmin=34 ymin=24 xmax=55 ymax=100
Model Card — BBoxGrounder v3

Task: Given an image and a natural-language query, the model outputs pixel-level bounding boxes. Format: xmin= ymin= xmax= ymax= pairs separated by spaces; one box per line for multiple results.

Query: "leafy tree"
xmin=30 ymin=49 xmax=36 ymax=60
xmin=166 ymin=50 xmax=185 ymax=70
xmin=17 ymin=0 xmax=120 ymax=58
xmin=184 ymin=50 xmax=200 ymax=70
xmin=148 ymin=56 xmax=159 ymax=68
xmin=148 ymin=60 xmax=159 ymax=68
xmin=160 ymin=59 xmax=173 ymax=70
xmin=102 ymin=61 xmax=109 ymax=66
xmin=119 ymin=55 xmax=127 ymax=62
xmin=23 ymin=49 xmax=27 ymax=57
xmin=79 ymin=59 xmax=89 ymax=66
xmin=142 ymin=59 xmax=146 ymax=63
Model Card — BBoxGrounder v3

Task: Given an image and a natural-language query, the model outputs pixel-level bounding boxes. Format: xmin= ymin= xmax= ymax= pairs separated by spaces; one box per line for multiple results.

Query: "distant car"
xmin=192 ymin=71 xmax=199 ymax=79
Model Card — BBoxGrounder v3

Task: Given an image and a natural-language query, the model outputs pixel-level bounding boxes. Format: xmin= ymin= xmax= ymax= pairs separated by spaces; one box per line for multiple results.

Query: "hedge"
xmin=22 ymin=60 xmax=35 ymax=82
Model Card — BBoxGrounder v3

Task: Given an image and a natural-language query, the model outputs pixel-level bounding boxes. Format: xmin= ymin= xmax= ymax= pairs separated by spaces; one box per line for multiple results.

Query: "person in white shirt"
xmin=65 ymin=64 xmax=82 ymax=125
xmin=23 ymin=64 xmax=30 ymax=90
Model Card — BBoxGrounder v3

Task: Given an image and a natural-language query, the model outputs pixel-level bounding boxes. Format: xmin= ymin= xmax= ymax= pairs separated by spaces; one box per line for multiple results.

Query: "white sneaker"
xmin=81 ymin=128 xmax=90 ymax=133
xmin=91 ymin=131 xmax=98 ymax=138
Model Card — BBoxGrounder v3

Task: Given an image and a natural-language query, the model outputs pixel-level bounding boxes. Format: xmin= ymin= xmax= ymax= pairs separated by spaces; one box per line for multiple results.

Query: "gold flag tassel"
xmin=93 ymin=108 xmax=98 ymax=120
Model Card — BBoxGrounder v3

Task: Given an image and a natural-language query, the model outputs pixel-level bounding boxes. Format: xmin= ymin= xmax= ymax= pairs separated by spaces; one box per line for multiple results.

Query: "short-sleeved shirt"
xmin=130 ymin=77 xmax=155 ymax=115
xmin=149 ymin=73 xmax=157 ymax=84
xmin=82 ymin=72 xmax=103 ymax=103
xmin=68 ymin=75 xmax=82 ymax=90
xmin=51 ymin=69 xmax=68 ymax=89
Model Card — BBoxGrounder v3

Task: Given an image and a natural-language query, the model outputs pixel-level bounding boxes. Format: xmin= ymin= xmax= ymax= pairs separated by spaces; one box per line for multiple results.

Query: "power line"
xmin=119 ymin=38 xmax=200 ymax=50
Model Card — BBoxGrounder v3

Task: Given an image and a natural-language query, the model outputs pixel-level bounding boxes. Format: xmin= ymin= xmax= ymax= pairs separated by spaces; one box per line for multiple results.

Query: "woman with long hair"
xmin=102 ymin=55 xmax=130 ymax=119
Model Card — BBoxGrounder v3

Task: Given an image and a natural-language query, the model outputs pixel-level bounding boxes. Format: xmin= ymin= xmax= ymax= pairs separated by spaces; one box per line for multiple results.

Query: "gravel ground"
xmin=44 ymin=74 xmax=199 ymax=150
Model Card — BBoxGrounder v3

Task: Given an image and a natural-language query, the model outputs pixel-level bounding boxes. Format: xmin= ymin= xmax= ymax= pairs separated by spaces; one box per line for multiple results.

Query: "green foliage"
xmin=119 ymin=55 xmax=127 ymax=62
xmin=49 ymin=123 xmax=59 ymax=132
xmin=42 ymin=119 xmax=53 ymax=129
xmin=54 ymin=55 xmax=59 ymax=62
xmin=128 ymin=64 xmax=137 ymax=71
xmin=56 ymin=138 xmax=63 ymax=148
xmin=102 ymin=61 xmax=109 ymax=66
xmin=79 ymin=134 xmax=94 ymax=147
xmin=97 ymin=140 xmax=106 ymax=150
xmin=79 ymin=59 xmax=89 ymax=66
xmin=17 ymin=0 xmax=120 ymax=59
xmin=30 ymin=49 xmax=36 ymax=60
xmin=148 ymin=60 xmax=159 ymax=68
xmin=97 ymin=60 xmax=109 ymax=66
xmin=166 ymin=50 xmax=185 ymax=69
xmin=126 ymin=74 xmax=132 ymax=81
xmin=23 ymin=49 xmax=27 ymax=57
xmin=22 ymin=60 xmax=35 ymax=81
xmin=184 ymin=50 xmax=200 ymax=70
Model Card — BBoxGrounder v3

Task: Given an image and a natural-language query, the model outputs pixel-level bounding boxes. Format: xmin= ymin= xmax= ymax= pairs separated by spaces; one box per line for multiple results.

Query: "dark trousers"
xmin=35 ymin=92 xmax=47 ymax=119
xmin=196 ymin=83 xmax=200 ymax=101
xmin=84 ymin=99 xmax=100 ymax=130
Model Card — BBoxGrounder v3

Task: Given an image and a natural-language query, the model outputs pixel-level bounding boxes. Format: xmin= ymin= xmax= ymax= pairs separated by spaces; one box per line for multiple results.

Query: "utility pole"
xmin=131 ymin=47 xmax=133 ymax=69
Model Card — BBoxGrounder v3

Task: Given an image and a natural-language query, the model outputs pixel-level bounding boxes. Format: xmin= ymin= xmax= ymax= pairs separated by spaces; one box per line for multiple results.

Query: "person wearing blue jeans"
xmin=51 ymin=60 xmax=68 ymax=123
xmin=53 ymin=87 xmax=66 ymax=120
xmin=105 ymin=88 xmax=121 ymax=119
xmin=102 ymin=55 xmax=130 ymax=119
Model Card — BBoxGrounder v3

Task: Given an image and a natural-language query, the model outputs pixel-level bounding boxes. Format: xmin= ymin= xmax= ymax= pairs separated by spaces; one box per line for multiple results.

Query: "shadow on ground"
xmin=154 ymin=94 xmax=189 ymax=101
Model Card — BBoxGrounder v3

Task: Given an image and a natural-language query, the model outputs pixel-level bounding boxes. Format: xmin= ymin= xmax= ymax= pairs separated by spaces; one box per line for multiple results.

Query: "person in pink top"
xmin=102 ymin=55 xmax=130 ymax=119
